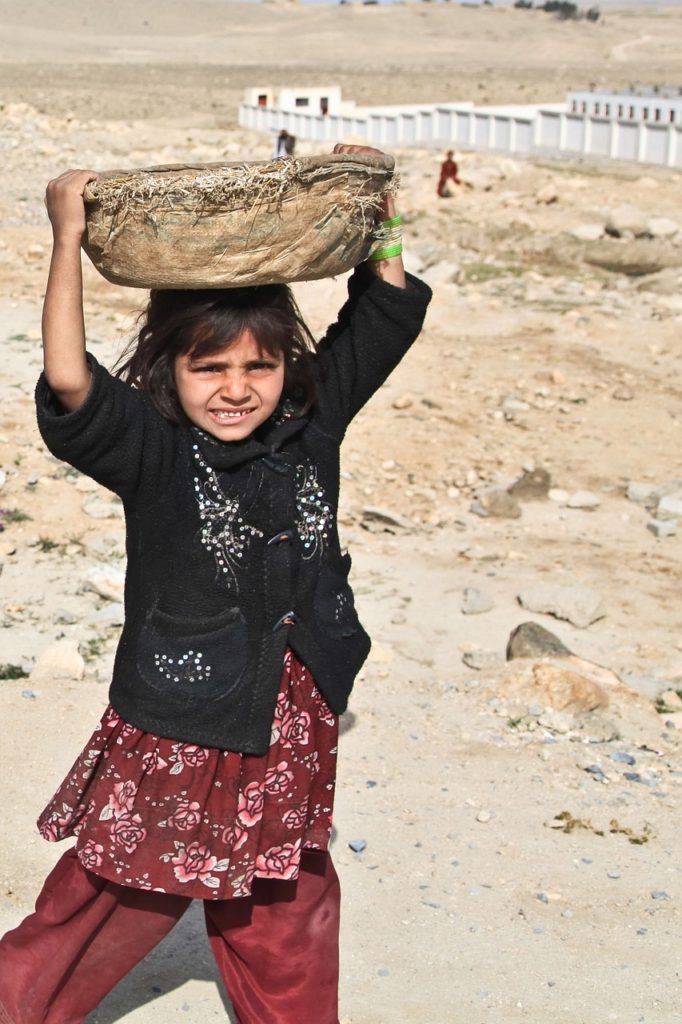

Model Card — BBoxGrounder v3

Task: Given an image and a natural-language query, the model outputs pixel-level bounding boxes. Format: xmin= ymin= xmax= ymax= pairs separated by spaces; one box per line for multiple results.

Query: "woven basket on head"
xmin=82 ymin=154 xmax=395 ymax=289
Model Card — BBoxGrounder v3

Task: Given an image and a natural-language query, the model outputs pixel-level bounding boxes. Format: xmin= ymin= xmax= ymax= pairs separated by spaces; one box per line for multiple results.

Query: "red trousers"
xmin=0 ymin=848 xmax=340 ymax=1024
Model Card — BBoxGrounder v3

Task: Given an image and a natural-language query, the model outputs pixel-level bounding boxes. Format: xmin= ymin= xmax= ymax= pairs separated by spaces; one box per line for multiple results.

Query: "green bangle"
xmin=380 ymin=214 xmax=402 ymax=230
xmin=369 ymin=242 xmax=403 ymax=262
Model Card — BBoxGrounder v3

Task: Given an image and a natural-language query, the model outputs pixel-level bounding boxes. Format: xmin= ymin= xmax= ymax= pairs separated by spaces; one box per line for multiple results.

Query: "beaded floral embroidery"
xmin=191 ymin=443 xmax=263 ymax=586
xmin=295 ymin=461 xmax=334 ymax=560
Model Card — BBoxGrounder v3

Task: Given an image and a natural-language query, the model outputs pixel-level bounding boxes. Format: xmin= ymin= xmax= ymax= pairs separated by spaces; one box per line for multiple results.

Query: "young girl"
xmin=0 ymin=145 xmax=431 ymax=1024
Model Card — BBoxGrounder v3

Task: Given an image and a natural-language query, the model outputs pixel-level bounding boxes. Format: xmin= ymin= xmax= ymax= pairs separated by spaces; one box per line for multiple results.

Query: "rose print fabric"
xmin=37 ymin=650 xmax=338 ymax=900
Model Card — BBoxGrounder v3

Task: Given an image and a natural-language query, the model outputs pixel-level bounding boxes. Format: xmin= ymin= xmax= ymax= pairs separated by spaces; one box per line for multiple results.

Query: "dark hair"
xmin=114 ymin=285 xmax=318 ymax=424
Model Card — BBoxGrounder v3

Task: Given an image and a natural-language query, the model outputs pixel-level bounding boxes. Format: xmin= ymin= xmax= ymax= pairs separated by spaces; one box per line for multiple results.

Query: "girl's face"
xmin=174 ymin=329 xmax=285 ymax=442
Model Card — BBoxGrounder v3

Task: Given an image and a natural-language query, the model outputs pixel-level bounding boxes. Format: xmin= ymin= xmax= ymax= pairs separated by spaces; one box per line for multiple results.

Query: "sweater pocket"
xmin=136 ymin=606 xmax=249 ymax=704
xmin=313 ymin=552 xmax=361 ymax=639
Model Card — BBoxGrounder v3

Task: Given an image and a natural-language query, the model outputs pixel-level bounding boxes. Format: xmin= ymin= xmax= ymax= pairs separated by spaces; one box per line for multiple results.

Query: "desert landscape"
xmin=1 ymin=1 xmax=682 ymax=1021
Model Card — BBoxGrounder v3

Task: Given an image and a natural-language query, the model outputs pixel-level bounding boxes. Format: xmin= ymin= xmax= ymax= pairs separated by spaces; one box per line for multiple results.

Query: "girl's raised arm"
xmin=42 ymin=169 xmax=98 ymax=411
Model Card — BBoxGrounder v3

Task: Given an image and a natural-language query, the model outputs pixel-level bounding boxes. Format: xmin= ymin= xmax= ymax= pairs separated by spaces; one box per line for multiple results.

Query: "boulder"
xmin=517 ymin=582 xmax=605 ymax=628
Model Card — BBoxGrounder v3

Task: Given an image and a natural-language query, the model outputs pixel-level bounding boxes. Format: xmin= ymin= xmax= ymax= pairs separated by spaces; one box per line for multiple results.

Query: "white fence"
xmin=239 ymin=100 xmax=682 ymax=169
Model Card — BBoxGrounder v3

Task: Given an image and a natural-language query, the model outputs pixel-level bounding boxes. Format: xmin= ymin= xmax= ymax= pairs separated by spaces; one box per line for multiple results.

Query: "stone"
xmin=659 ymin=689 xmax=682 ymax=710
xmin=361 ymin=506 xmax=416 ymax=532
xmin=422 ymin=260 xmax=460 ymax=286
xmin=30 ymin=640 xmax=85 ymax=683
xmin=569 ymin=223 xmax=604 ymax=242
xmin=392 ymin=393 xmax=415 ymax=410
xmin=461 ymin=587 xmax=495 ymax=615
xmin=461 ymin=648 xmax=501 ymax=671
xmin=506 ymin=622 xmax=573 ymax=660
xmin=501 ymin=395 xmax=530 ymax=417
xmin=548 ymin=488 xmax=570 ymax=503
xmin=656 ymin=495 xmax=682 ymax=520
xmin=647 ymin=217 xmax=679 ymax=238
xmin=475 ymin=488 xmax=522 ymax=520
xmin=508 ymin=467 xmax=551 ymax=500
xmin=647 ymin=518 xmax=677 ymax=538
xmin=566 ymin=490 xmax=600 ymax=510
xmin=612 ymin=386 xmax=634 ymax=401
xmin=626 ymin=480 xmax=682 ymax=508
xmin=84 ymin=564 xmax=126 ymax=602
xmin=0 ymin=469 xmax=6 ymax=492
xmin=501 ymin=658 xmax=609 ymax=712
xmin=536 ymin=182 xmax=558 ymax=205
xmin=605 ymin=205 xmax=649 ymax=238
xmin=82 ymin=496 xmax=124 ymax=520
xmin=517 ymin=583 xmax=605 ymax=628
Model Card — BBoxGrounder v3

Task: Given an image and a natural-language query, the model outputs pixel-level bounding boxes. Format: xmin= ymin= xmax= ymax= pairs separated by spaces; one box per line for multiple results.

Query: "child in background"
xmin=0 ymin=143 xmax=431 ymax=1024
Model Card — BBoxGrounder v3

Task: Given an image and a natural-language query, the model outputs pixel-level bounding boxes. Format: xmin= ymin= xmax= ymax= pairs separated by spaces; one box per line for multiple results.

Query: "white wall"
xmin=239 ymin=99 xmax=682 ymax=169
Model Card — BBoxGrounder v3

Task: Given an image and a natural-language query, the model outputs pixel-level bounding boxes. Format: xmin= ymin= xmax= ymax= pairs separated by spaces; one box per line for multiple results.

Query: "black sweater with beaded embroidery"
xmin=35 ymin=266 xmax=432 ymax=754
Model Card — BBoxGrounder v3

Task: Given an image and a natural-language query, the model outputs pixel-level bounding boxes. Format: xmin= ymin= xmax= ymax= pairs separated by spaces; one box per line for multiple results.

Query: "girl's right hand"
xmin=45 ymin=169 xmax=98 ymax=243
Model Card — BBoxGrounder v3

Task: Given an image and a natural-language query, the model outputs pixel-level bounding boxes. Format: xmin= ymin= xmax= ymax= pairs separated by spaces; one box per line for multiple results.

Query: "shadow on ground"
xmin=85 ymin=902 xmax=236 ymax=1023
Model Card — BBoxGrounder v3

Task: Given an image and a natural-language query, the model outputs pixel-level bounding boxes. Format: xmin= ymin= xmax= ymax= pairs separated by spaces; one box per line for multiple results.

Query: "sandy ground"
xmin=1 ymin=2 xmax=682 ymax=1022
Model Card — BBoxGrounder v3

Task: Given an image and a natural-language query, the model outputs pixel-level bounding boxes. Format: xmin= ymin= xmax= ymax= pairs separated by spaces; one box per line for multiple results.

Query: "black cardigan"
xmin=36 ymin=266 xmax=432 ymax=753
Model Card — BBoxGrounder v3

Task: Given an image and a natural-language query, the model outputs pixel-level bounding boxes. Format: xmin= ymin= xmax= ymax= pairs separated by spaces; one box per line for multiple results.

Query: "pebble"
xmin=609 ymin=751 xmax=636 ymax=765
xmin=651 ymin=890 xmax=671 ymax=901
xmin=0 ymin=470 xmax=6 ymax=492
xmin=82 ymin=496 xmax=124 ymax=520
xmin=29 ymin=640 xmax=85 ymax=683
xmin=392 ymin=393 xmax=414 ymax=410
xmin=647 ymin=518 xmax=677 ymax=538
xmin=656 ymin=495 xmax=682 ymax=520
xmin=476 ymin=810 xmax=492 ymax=823
xmin=84 ymin=564 xmax=126 ymax=602
xmin=517 ymin=582 xmax=606 ymax=629
xmin=607 ymin=871 xmax=621 ymax=880
xmin=612 ymin=386 xmax=634 ymax=401
xmin=21 ymin=689 xmax=36 ymax=700
xmin=461 ymin=587 xmax=494 ymax=615
xmin=566 ymin=490 xmax=601 ymax=510
xmin=348 ymin=839 xmax=367 ymax=853
xmin=461 ymin=648 xmax=501 ymax=671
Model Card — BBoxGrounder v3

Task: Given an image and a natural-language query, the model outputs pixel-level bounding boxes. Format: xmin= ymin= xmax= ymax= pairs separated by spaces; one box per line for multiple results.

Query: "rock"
xmin=584 ymin=239 xmax=682 ymax=277
xmin=84 ymin=564 xmax=126 ymax=602
xmin=658 ymin=689 xmax=682 ymax=710
xmin=392 ymin=393 xmax=415 ymax=410
xmin=501 ymin=658 xmax=609 ymax=711
xmin=656 ymin=494 xmax=682 ymax=520
xmin=569 ymin=224 xmax=604 ymax=242
xmin=508 ymin=467 xmax=551 ymax=500
xmin=74 ymin=476 xmax=100 ymax=493
xmin=501 ymin=395 xmax=530 ymax=417
xmin=605 ymin=205 xmax=649 ymax=238
xmin=461 ymin=587 xmax=495 ymax=615
xmin=476 ymin=810 xmax=492 ymax=823
xmin=536 ymin=182 xmax=558 ymax=205
xmin=0 ymin=469 xmax=6 ymax=492
xmin=348 ymin=839 xmax=367 ymax=853
xmin=647 ymin=518 xmax=677 ymax=538
xmin=647 ymin=217 xmax=679 ymax=238
xmin=29 ymin=640 xmax=85 ymax=683
xmin=474 ymin=488 xmax=522 ymax=520
xmin=361 ymin=506 xmax=416 ymax=532
xmin=548 ymin=488 xmax=571 ymax=503
xmin=506 ymin=622 xmax=573 ymax=660
xmin=462 ymin=648 xmax=501 ymax=671
xmin=517 ymin=583 xmax=605 ymax=628
xmin=626 ymin=480 xmax=682 ymax=508
xmin=422 ymin=260 xmax=460 ymax=286
xmin=612 ymin=386 xmax=634 ymax=401
xmin=92 ymin=603 xmax=125 ymax=627
xmin=566 ymin=490 xmax=600 ymax=510
xmin=82 ymin=496 xmax=124 ymax=520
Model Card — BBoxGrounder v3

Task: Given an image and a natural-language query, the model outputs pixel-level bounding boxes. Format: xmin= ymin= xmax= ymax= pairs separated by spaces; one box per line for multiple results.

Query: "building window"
xmin=618 ymin=105 xmax=623 ymax=118
xmin=594 ymin=102 xmax=600 ymax=114
xmin=582 ymin=101 xmax=587 ymax=113
xmin=654 ymin=108 xmax=661 ymax=122
xmin=629 ymin=105 xmax=635 ymax=119
xmin=572 ymin=100 xmax=577 ymax=112
xmin=671 ymin=110 xmax=676 ymax=124
xmin=604 ymin=103 xmax=610 ymax=116
xmin=295 ymin=97 xmax=310 ymax=108
xmin=257 ymin=94 xmax=268 ymax=108
xmin=642 ymin=107 xmax=648 ymax=120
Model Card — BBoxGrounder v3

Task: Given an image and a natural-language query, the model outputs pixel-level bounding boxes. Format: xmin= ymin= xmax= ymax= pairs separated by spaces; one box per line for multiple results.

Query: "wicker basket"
xmin=82 ymin=154 xmax=395 ymax=289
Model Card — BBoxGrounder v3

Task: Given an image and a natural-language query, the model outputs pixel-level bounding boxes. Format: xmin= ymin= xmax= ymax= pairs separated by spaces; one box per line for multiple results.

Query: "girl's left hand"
xmin=332 ymin=144 xmax=396 ymax=220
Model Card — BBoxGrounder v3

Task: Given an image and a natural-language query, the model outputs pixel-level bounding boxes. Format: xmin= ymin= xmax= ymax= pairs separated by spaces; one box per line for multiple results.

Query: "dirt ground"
xmin=0 ymin=2 xmax=681 ymax=1022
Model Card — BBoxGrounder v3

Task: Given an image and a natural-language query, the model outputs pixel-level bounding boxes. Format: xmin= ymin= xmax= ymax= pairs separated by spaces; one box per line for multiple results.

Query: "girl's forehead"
xmin=188 ymin=327 xmax=280 ymax=361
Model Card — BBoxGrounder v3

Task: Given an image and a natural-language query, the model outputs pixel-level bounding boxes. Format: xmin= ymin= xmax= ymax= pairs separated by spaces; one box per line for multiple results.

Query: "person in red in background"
xmin=437 ymin=149 xmax=461 ymax=197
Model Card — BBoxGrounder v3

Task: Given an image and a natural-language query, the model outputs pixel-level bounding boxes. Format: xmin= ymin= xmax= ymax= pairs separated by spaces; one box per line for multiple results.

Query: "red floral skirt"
xmin=37 ymin=650 xmax=338 ymax=901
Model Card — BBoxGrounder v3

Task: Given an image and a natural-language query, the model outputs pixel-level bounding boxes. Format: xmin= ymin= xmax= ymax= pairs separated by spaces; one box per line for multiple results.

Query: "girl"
xmin=0 ymin=145 xmax=431 ymax=1024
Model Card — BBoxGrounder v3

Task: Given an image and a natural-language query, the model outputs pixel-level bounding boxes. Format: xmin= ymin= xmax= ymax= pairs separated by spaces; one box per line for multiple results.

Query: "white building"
xmin=239 ymin=85 xmax=682 ymax=169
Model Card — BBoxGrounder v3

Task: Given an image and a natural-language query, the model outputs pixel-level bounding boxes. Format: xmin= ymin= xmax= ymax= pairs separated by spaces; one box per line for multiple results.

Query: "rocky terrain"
xmin=1 ymin=2 xmax=682 ymax=1022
